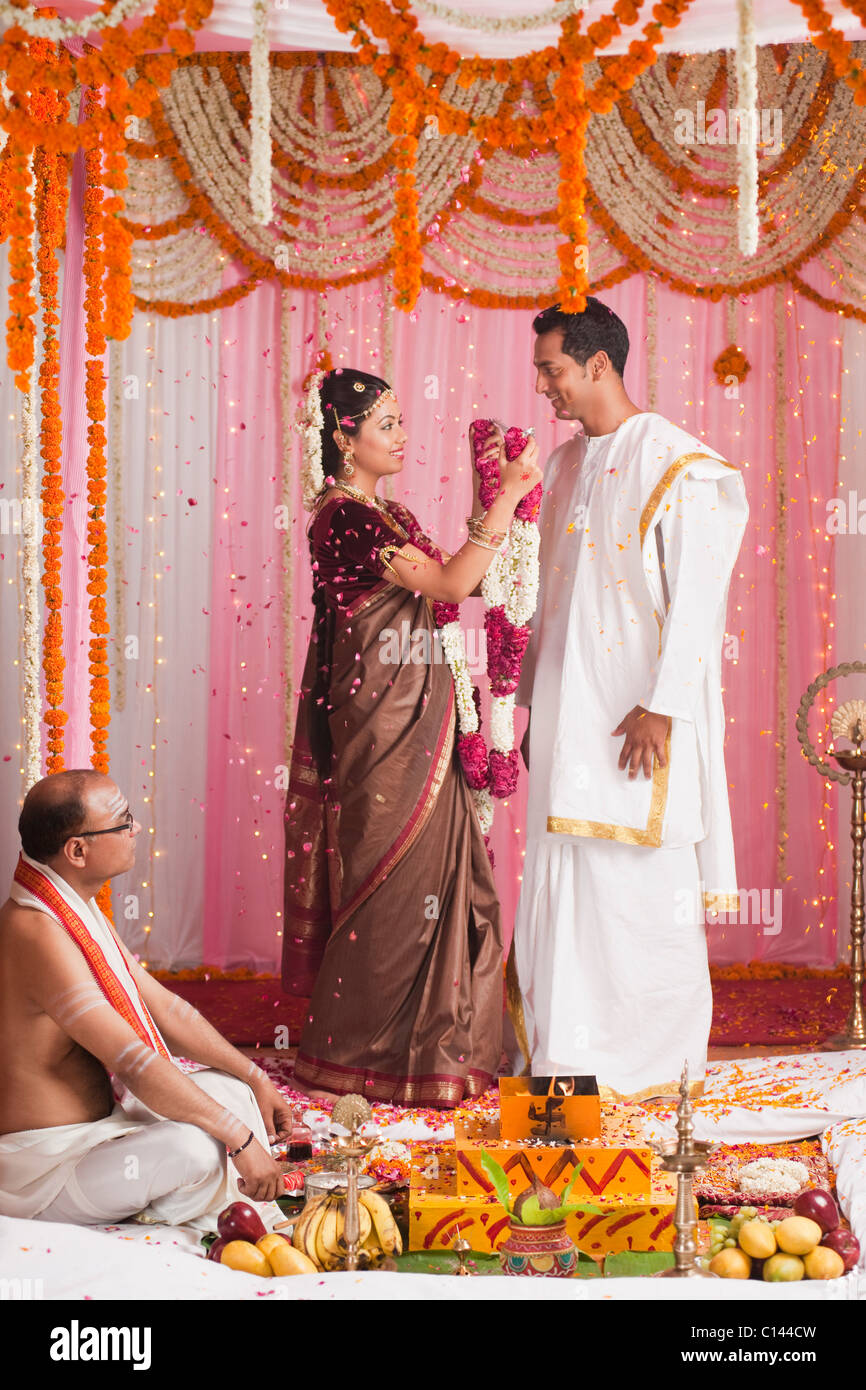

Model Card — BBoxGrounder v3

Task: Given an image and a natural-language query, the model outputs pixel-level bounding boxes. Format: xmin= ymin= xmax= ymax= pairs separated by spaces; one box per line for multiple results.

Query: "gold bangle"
xmin=466 ymin=533 xmax=502 ymax=552
xmin=466 ymin=513 xmax=503 ymax=535
xmin=466 ymin=517 xmax=506 ymax=547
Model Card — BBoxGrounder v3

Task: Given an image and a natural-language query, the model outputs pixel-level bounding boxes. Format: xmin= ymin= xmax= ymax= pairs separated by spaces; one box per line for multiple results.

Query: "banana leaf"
xmin=603 ymin=1250 xmax=676 ymax=1277
xmin=479 ymin=1148 xmax=513 ymax=1215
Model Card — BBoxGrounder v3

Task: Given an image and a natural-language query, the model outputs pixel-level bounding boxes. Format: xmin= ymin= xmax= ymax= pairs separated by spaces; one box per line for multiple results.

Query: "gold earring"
xmin=334 ymin=431 xmax=355 ymax=475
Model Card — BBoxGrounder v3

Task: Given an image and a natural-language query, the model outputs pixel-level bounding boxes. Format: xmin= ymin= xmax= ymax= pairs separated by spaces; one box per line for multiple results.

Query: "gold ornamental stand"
xmin=330 ymin=1094 xmax=380 ymax=1271
xmin=796 ymin=667 xmax=866 ymax=1051
xmin=650 ymin=1063 xmax=717 ymax=1278
xmin=825 ymin=737 xmax=866 ymax=1049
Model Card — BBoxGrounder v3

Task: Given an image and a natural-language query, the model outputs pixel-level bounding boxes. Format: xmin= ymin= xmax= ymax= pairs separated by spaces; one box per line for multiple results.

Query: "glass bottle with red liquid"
xmin=287 ymin=1107 xmax=313 ymax=1163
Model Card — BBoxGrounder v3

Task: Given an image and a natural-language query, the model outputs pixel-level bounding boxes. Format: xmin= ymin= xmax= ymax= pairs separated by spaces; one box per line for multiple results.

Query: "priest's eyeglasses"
xmin=78 ymin=810 xmax=135 ymax=838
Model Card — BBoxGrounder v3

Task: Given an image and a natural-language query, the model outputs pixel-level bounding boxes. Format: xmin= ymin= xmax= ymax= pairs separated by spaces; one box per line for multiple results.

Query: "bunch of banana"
xmin=292 ymin=1189 xmax=402 ymax=1270
xmin=359 ymin=1189 xmax=402 ymax=1263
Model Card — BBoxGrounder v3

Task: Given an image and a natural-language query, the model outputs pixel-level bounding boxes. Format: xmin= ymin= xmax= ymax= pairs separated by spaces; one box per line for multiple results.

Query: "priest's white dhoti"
xmin=514 ymin=411 xmax=748 ymax=1097
xmin=0 ymin=1069 xmax=282 ymax=1233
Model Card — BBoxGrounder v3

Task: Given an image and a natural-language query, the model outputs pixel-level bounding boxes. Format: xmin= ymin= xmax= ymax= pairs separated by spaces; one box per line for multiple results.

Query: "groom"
xmin=514 ymin=298 xmax=748 ymax=1099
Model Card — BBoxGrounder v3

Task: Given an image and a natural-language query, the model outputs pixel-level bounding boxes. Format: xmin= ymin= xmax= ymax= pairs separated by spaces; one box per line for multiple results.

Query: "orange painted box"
xmin=498 ymin=1076 xmax=602 ymax=1142
xmin=453 ymin=1101 xmax=653 ymax=1199
xmin=455 ymin=1141 xmax=653 ymax=1199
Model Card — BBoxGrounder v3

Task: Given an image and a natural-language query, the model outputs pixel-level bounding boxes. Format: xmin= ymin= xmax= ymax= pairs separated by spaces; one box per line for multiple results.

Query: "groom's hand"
xmin=611 ymin=706 xmax=669 ymax=780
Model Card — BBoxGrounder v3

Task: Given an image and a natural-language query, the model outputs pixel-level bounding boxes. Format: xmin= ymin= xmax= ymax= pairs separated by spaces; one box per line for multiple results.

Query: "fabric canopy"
xmin=52 ymin=0 xmax=866 ymax=57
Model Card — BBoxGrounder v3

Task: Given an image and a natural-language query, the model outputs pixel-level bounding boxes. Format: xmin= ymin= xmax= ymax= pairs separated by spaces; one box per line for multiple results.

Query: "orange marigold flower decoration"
xmin=83 ymin=117 xmax=111 ymax=781
xmin=389 ymin=96 xmax=422 ymax=311
xmin=34 ymin=75 xmax=71 ymax=773
xmin=714 ymin=343 xmax=751 ymax=386
xmin=6 ymin=148 xmax=37 ymax=392
xmin=793 ymin=0 xmax=866 ymax=105
xmin=555 ymin=15 xmax=591 ymax=314
xmin=320 ymin=0 xmax=697 ymax=310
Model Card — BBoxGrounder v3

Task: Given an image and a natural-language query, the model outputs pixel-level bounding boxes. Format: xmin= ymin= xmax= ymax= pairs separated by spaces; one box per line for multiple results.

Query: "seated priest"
xmin=0 ymin=770 xmax=291 ymax=1231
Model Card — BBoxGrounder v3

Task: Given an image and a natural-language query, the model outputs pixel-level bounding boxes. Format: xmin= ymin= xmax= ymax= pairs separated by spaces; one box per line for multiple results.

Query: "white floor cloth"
xmin=0 ymin=1215 xmax=860 ymax=1301
xmin=639 ymin=1050 xmax=866 ymax=1145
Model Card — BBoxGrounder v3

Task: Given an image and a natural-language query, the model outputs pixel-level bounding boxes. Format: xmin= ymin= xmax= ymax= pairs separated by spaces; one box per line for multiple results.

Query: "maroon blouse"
xmin=308 ymin=494 xmax=425 ymax=611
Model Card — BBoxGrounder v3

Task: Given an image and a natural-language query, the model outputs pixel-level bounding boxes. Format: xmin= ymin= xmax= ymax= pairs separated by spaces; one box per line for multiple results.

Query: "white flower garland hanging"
xmin=250 ymin=0 xmax=273 ymax=226
xmin=735 ymin=0 xmax=759 ymax=257
xmin=21 ymin=383 xmax=42 ymax=791
xmin=410 ymin=0 xmax=580 ymax=32
xmin=296 ymin=368 xmax=327 ymax=510
xmin=0 ymin=0 xmax=147 ymax=38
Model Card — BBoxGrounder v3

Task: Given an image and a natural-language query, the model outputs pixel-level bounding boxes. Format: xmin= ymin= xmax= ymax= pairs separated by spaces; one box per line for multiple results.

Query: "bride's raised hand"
xmin=500 ymin=435 xmax=542 ymax=500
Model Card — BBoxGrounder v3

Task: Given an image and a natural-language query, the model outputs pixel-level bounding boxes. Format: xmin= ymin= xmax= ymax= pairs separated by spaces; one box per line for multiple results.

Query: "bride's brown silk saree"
xmin=282 ymin=495 xmax=502 ymax=1107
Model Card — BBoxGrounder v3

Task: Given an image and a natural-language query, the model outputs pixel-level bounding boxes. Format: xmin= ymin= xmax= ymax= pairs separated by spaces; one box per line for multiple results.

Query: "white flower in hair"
xmin=296 ymin=368 xmax=327 ymax=511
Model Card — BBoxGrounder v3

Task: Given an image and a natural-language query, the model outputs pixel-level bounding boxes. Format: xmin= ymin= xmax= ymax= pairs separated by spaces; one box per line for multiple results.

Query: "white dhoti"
xmin=515 ymin=837 xmax=712 ymax=1096
xmin=513 ymin=412 xmax=747 ymax=1098
xmin=0 ymin=1069 xmax=282 ymax=1234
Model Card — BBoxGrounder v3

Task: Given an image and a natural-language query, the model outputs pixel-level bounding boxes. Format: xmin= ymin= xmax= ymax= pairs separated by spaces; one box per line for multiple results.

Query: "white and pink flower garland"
xmin=398 ymin=420 xmax=541 ymax=839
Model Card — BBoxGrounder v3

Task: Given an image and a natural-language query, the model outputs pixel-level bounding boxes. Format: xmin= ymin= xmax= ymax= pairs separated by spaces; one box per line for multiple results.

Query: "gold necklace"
xmin=334 ymin=480 xmax=388 ymax=515
xmin=333 ymin=480 xmax=409 ymax=541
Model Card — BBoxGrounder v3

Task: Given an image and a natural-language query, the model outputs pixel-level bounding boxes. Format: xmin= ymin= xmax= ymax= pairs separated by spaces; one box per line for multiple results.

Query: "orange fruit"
xmin=709 ymin=1248 xmax=752 ymax=1278
xmin=256 ymin=1233 xmax=291 ymax=1261
xmin=803 ymin=1246 xmax=845 ymax=1280
xmin=776 ymin=1216 xmax=822 ymax=1256
xmin=268 ymin=1242 xmax=319 ymax=1277
xmin=220 ymin=1240 xmax=273 ymax=1277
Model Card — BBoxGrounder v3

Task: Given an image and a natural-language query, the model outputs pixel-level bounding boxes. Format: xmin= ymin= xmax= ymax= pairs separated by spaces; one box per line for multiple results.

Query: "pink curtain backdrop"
xmin=195 ymin=268 xmax=839 ymax=969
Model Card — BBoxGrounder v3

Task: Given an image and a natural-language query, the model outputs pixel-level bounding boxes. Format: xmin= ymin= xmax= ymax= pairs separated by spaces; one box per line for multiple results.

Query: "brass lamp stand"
xmin=796 ymin=672 xmax=866 ymax=1051
xmin=330 ymin=1094 xmax=380 ymax=1271
xmin=825 ymin=724 xmax=866 ymax=1049
xmin=650 ymin=1063 xmax=717 ymax=1278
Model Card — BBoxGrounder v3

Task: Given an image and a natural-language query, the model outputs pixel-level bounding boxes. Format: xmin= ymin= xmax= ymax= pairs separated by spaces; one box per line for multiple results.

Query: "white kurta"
xmin=514 ymin=412 xmax=748 ymax=1098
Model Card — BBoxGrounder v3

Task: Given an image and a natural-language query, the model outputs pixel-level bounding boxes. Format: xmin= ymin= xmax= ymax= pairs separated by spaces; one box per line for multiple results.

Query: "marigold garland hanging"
xmin=82 ymin=111 xmax=111 ymax=779
xmin=34 ymin=85 xmax=70 ymax=773
xmin=320 ymin=0 xmax=696 ymax=310
xmin=0 ymin=1 xmax=215 ymax=156
xmin=792 ymin=0 xmax=866 ymax=104
xmin=122 ymin=46 xmax=866 ymax=323
xmin=389 ymin=96 xmax=423 ymax=310
xmin=6 ymin=146 xmax=36 ymax=391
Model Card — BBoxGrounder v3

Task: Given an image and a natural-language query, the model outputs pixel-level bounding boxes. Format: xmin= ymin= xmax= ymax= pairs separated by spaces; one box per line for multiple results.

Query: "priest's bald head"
xmin=18 ymin=771 xmax=140 ymax=890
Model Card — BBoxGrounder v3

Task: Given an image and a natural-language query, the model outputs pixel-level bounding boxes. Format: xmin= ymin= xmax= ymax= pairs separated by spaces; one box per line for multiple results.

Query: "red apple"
xmin=820 ymin=1227 xmax=861 ymax=1272
xmin=206 ymin=1236 xmax=229 ymax=1262
xmin=217 ymin=1200 xmax=267 ymax=1244
xmin=792 ymin=1187 xmax=839 ymax=1234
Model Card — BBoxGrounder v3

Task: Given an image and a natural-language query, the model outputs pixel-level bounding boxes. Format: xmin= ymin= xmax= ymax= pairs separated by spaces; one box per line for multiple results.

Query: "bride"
xmin=282 ymin=367 xmax=541 ymax=1108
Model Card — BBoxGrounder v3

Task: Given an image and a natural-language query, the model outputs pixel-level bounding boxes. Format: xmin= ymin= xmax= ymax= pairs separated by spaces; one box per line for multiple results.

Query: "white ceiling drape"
xmin=51 ymin=0 xmax=866 ymax=56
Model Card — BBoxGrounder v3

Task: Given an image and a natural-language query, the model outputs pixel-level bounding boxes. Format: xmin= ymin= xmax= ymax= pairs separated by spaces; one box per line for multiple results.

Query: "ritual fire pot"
xmin=498 ymin=1219 xmax=577 ymax=1278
